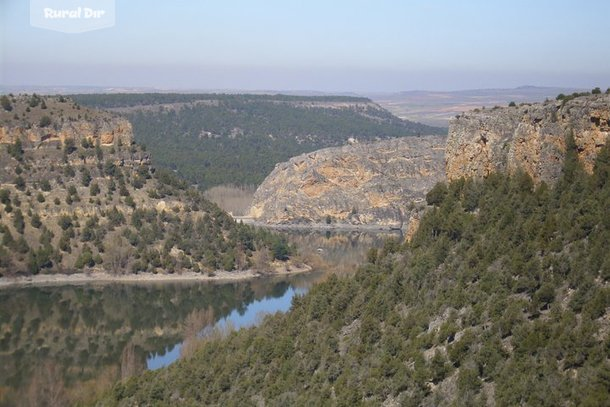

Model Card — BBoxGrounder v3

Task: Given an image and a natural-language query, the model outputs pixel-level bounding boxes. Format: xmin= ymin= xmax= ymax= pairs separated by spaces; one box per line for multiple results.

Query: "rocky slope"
xmin=249 ymin=136 xmax=445 ymax=228
xmin=0 ymin=94 xmax=290 ymax=276
xmin=446 ymin=93 xmax=610 ymax=183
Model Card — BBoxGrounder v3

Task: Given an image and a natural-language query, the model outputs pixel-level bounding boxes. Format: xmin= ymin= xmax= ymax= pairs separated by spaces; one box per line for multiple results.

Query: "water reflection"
xmin=0 ymin=230 xmax=395 ymax=406
xmin=146 ymin=284 xmax=308 ymax=370
xmin=281 ymin=229 xmax=400 ymax=275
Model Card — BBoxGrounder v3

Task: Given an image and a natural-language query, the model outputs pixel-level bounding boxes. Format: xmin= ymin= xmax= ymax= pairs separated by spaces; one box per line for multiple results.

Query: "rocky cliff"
xmin=0 ymin=94 xmax=133 ymax=147
xmin=249 ymin=136 xmax=445 ymax=227
xmin=446 ymin=93 xmax=610 ymax=183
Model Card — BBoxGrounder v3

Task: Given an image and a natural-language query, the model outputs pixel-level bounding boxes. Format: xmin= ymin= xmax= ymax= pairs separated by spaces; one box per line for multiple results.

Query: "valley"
xmin=2 ymin=1 xmax=609 ymax=405
xmin=1 ymin=90 xmax=608 ymax=407
xmin=95 ymin=91 xmax=609 ymax=406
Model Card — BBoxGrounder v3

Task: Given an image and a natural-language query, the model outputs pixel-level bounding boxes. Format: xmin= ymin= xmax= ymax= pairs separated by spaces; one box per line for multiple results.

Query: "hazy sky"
xmin=1 ymin=0 xmax=609 ymax=92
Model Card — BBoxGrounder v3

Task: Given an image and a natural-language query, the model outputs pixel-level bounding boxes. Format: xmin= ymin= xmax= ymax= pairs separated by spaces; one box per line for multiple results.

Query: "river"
xmin=0 ymin=229 xmax=398 ymax=406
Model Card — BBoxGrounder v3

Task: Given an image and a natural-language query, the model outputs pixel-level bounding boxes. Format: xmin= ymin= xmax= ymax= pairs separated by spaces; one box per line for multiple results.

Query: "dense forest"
xmin=71 ymin=94 xmax=445 ymax=188
xmin=102 ymin=135 xmax=610 ymax=406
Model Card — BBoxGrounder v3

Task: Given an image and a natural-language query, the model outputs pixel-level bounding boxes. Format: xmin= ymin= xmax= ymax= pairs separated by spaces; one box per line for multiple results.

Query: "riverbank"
xmin=0 ymin=261 xmax=312 ymax=288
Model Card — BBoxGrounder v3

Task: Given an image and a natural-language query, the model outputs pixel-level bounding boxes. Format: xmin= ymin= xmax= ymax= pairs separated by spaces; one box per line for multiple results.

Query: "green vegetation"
xmin=0 ymin=95 xmax=12 ymax=112
xmin=0 ymin=96 xmax=293 ymax=276
xmin=6 ymin=139 xmax=24 ymax=161
xmin=71 ymin=93 xmax=445 ymax=188
xmin=102 ymin=135 xmax=609 ymax=406
xmin=554 ymin=89 xmax=605 ymax=106
xmin=71 ymin=93 xmax=374 ymax=108
xmin=38 ymin=115 xmax=51 ymax=127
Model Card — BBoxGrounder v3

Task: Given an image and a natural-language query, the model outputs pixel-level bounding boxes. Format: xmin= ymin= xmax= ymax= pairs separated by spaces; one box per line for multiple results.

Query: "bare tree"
xmin=105 ymin=235 xmax=131 ymax=275
xmin=25 ymin=361 xmax=66 ymax=407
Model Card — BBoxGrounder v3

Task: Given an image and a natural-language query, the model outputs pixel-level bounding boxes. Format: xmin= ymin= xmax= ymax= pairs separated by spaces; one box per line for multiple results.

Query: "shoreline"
xmin=0 ymin=262 xmax=312 ymax=289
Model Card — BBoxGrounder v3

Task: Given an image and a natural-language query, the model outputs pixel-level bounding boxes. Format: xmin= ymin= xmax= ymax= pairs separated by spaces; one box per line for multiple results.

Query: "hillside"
xmin=0 ymin=94 xmax=291 ymax=277
xmin=70 ymin=93 xmax=446 ymax=189
xmin=249 ymin=136 xmax=445 ymax=228
xmin=101 ymin=133 xmax=610 ymax=406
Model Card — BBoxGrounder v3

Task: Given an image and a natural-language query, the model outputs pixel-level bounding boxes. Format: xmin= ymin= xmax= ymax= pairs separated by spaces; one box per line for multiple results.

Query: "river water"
xmin=0 ymin=229 xmax=398 ymax=406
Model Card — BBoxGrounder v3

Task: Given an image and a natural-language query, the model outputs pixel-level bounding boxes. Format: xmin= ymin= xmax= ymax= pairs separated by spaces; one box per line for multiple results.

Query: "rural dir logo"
xmin=30 ymin=0 xmax=115 ymax=33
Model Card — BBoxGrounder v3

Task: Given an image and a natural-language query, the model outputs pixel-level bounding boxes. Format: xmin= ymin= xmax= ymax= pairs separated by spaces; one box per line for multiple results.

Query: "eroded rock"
xmin=446 ymin=94 xmax=610 ymax=183
xmin=249 ymin=136 xmax=446 ymax=227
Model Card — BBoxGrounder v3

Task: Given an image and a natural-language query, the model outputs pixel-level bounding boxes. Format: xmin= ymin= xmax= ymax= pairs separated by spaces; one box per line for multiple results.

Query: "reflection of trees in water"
xmin=120 ymin=341 xmax=146 ymax=380
xmin=181 ymin=307 xmax=215 ymax=359
xmin=282 ymin=230 xmax=399 ymax=274
xmin=24 ymin=362 xmax=65 ymax=407
xmin=0 ymin=280 xmax=295 ymax=407
xmin=0 ymin=232 xmax=379 ymax=406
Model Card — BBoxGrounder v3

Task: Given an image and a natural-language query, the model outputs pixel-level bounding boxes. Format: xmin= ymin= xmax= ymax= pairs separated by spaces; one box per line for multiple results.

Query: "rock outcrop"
xmin=0 ymin=94 xmax=133 ymax=148
xmin=446 ymin=94 xmax=610 ymax=183
xmin=249 ymin=136 xmax=445 ymax=227
xmin=0 ymin=116 xmax=133 ymax=147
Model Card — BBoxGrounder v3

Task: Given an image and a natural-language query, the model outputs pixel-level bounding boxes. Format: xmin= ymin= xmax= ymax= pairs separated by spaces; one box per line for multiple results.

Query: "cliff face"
xmin=0 ymin=116 xmax=133 ymax=147
xmin=249 ymin=136 xmax=445 ymax=227
xmin=446 ymin=94 xmax=610 ymax=183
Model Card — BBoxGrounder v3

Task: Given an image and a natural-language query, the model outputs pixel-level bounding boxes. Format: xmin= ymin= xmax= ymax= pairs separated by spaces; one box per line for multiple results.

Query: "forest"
xmin=71 ymin=93 xmax=445 ymax=188
xmin=101 ymin=134 xmax=610 ymax=406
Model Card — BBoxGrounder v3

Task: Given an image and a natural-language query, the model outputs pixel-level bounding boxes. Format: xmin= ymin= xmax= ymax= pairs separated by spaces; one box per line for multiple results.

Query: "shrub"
xmin=31 ymin=214 xmax=42 ymax=228
xmin=0 ymin=189 xmax=10 ymax=204
xmin=75 ymin=246 xmax=95 ymax=269
xmin=57 ymin=215 xmax=73 ymax=230
xmin=14 ymin=176 xmax=26 ymax=191
xmin=39 ymin=116 xmax=52 ymax=128
xmin=0 ymin=95 xmax=12 ymax=111
xmin=7 ymin=139 xmax=24 ymax=161
xmin=426 ymin=182 xmax=448 ymax=206
xmin=13 ymin=210 xmax=25 ymax=234
xmin=64 ymin=138 xmax=77 ymax=155
xmin=89 ymin=182 xmax=100 ymax=196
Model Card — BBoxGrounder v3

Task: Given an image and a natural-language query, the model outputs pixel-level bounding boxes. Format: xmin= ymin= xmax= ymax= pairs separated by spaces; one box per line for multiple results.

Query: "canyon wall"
xmin=446 ymin=94 xmax=610 ymax=183
xmin=249 ymin=136 xmax=445 ymax=227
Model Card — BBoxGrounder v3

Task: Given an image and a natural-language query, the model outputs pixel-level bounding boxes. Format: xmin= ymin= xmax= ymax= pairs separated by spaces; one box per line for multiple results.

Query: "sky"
xmin=1 ymin=0 xmax=609 ymax=92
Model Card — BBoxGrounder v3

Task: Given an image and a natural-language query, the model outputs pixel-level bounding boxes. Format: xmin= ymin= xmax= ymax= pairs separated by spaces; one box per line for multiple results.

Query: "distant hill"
xmin=372 ymin=86 xmax=592 ymax=127
xmin=71 ymin=93 xmax=446 ymax=189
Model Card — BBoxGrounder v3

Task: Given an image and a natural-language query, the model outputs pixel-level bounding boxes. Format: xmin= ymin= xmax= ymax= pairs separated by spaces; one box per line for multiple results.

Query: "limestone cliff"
xmin=446 ymin=94 xmax=610 ymax=183
xmin=0 ymin=94 xmax=132 ymax=147
xmin=249 ymin=136 xmax=445 ymax=227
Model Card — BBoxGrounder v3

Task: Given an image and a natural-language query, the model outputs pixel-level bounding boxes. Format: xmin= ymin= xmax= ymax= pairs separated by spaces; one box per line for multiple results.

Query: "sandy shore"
xmin=0 ymin=262 xmax=312 ymax=288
